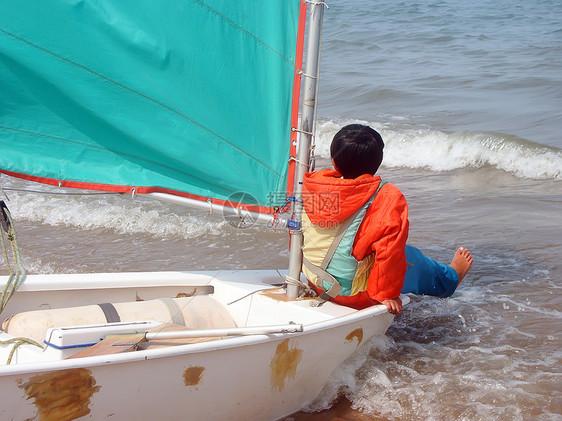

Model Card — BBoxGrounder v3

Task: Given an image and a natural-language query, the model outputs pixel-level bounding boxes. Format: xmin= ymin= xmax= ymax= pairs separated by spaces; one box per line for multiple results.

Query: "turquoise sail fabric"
xmin=0 ymin=1 xmax=303 ymax=208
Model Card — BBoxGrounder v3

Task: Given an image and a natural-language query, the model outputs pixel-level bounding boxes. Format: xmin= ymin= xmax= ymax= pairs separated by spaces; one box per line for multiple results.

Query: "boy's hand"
xmin=381 ymin=298 xmax=402 ymax=314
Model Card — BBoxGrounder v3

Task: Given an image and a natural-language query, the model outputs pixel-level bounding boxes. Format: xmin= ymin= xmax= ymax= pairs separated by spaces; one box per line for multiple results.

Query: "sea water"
xmin=1 ymin=0 xmax=561 ymax=420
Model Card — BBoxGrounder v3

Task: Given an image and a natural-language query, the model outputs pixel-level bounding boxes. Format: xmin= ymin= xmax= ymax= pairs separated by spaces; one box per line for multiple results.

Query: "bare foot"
xmin=450 ymin=247 xmax=473 ymax=285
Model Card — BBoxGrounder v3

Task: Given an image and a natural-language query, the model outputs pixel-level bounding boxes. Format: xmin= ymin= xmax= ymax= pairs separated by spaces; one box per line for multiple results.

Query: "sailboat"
xmin=0 ymin=2 xmax=409 ymax=420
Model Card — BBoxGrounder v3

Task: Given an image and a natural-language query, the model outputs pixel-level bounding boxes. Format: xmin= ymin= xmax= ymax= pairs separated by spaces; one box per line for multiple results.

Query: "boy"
xmin=301 ymin=124 xmax=472 ymax=314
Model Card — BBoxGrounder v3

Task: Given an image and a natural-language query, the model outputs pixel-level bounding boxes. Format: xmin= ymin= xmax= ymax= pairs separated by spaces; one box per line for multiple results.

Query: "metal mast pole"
xmin=286 ymin=1 xmax=326 ymax=299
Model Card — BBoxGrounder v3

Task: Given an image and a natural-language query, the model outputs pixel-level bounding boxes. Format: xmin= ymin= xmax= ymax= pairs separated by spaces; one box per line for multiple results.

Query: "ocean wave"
xmin=2 ymin=183 xmax=227 ymax=239
xmin=316 ymin=119 xmax=562 ymax=180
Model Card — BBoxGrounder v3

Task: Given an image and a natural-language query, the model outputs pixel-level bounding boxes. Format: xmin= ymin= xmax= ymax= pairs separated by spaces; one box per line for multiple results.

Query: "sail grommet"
xmin=296 ymin=69 xmax=317 ymax=80
xmin=291 ymin=127 xmax=313 ymax=137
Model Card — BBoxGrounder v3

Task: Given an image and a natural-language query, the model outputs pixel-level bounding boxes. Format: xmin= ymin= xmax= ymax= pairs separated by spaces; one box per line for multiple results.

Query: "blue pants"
xmin=401 ymin=245 xmax=459 ymax=298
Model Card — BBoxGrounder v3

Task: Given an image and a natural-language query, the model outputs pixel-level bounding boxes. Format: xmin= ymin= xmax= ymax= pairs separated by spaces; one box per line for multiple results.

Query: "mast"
xmin=286 ymin=1 xmax=326 ymax=299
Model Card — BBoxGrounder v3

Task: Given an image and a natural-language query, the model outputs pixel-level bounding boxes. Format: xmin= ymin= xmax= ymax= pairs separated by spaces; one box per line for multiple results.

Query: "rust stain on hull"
xmin=183 ymin=366 xmax=205 ymax=386
xmin=270 ymin=339 xmax=303 ymax=393
xmin=19 ymin=368 xmax=100 ymax=421
xmin=345 ymin=328 xmax=363 ymax=347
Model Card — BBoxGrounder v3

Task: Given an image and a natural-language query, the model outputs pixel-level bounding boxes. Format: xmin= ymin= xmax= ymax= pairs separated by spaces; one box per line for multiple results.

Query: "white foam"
xmin=315 ymin=119 xmax=562 ymax=180
xmin=3 ymin=184 xmax=226 ymax=239
xmin=302 ymin=335 xmax=391 ymax=412
xmin=20 ymin=256 xmax=59 ymax=275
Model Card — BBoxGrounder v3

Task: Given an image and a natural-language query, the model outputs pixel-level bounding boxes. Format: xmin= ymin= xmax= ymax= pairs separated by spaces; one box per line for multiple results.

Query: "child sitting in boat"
xmin=301 ymin=124 xmax=472 ymax=313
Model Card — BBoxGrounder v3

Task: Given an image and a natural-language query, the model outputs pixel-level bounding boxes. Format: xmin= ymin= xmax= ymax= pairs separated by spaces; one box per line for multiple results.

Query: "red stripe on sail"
xmin=286 ymin=0 xmax=307 ymax=202
xmin=0 ymin=169 xmax=275 ymax=214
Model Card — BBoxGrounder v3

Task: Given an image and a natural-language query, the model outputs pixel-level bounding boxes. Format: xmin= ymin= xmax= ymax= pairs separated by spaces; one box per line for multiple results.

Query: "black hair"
xmin=330 ymin=124 xmax=384 ymax=179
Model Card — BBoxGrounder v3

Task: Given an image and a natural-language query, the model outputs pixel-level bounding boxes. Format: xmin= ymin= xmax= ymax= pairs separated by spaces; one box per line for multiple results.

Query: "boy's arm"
xmin=355 ymin=186 xmax=409 ymax=306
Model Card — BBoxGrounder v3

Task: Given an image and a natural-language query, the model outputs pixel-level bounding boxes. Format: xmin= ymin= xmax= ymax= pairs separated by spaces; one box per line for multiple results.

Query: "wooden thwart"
xmin=68 ymin=324 xmax=221 ymax=359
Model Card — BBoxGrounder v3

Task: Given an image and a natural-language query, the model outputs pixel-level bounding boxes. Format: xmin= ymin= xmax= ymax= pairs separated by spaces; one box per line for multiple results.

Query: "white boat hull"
xmin=0 ymin=270 xmax=406 ymax=420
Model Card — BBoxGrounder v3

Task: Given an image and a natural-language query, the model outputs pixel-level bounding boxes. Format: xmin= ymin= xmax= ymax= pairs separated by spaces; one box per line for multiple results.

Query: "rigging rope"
xmin=0 ymin=337 xmax=44 ymax=365
xmin=2 ymin=187 xmax=122 ymax=196
xmin=284 ymin=275 xmax=317 ymax=299
xmin=0 ymin=201 xmax=26 ymax=315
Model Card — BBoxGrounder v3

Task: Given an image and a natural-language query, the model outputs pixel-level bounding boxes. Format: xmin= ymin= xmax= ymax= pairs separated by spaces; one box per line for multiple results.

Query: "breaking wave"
xmin=1 ymin=180 xmax=227 ymax=239
xmin=316 ymin=119 xmax=562 ymax=180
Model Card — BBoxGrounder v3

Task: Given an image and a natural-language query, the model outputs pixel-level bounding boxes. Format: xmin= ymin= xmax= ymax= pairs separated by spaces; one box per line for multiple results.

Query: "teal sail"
xmin=0 ymin=1 xmax=305 ymax=211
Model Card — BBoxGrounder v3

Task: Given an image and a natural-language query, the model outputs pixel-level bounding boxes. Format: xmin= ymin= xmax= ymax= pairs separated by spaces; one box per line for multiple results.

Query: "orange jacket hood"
xmin=303 ymin=169 xmax=382 ymax=225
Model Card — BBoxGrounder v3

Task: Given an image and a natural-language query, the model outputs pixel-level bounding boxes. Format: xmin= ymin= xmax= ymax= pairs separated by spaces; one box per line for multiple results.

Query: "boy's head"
xmin=330 ymin=124 xmax=384 ymax=179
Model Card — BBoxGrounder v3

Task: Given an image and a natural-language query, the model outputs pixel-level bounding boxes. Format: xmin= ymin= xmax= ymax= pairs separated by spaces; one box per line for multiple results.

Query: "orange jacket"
xmin=302 ymin=169 xmax=409 ymax=309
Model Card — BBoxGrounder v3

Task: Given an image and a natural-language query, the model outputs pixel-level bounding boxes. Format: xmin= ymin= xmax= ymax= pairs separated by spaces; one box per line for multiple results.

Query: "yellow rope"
xmin=0 ymin=201 xmax=26 ymax=315
xmin=0 ymin=337 xmax=44 ymax=365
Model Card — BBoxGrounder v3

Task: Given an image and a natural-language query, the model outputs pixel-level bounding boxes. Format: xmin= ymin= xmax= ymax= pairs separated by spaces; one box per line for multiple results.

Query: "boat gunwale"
xmin=0 ymin=295 xmax=408 ymax=376
xmin=0 ymin=268 xmax=409 ymax=376
xmin=0 ymin=270 xmax=264 ymax=292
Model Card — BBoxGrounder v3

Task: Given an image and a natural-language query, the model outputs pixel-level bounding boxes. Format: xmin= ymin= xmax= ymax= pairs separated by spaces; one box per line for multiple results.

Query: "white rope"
xmin=309 ymin=144 xmax=317 ymax=172
xmin=296 ymin=69 xmax=317 ymax=80
xmin=226 ymin=286 xmax=280 ymax=306
xmin=291 ymin=127 xmax=313 ymax=136
xmin=289 ymin=156 xmax=309 ymax=168
xmin=284 ymin=275 xmax=317 ymax=299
